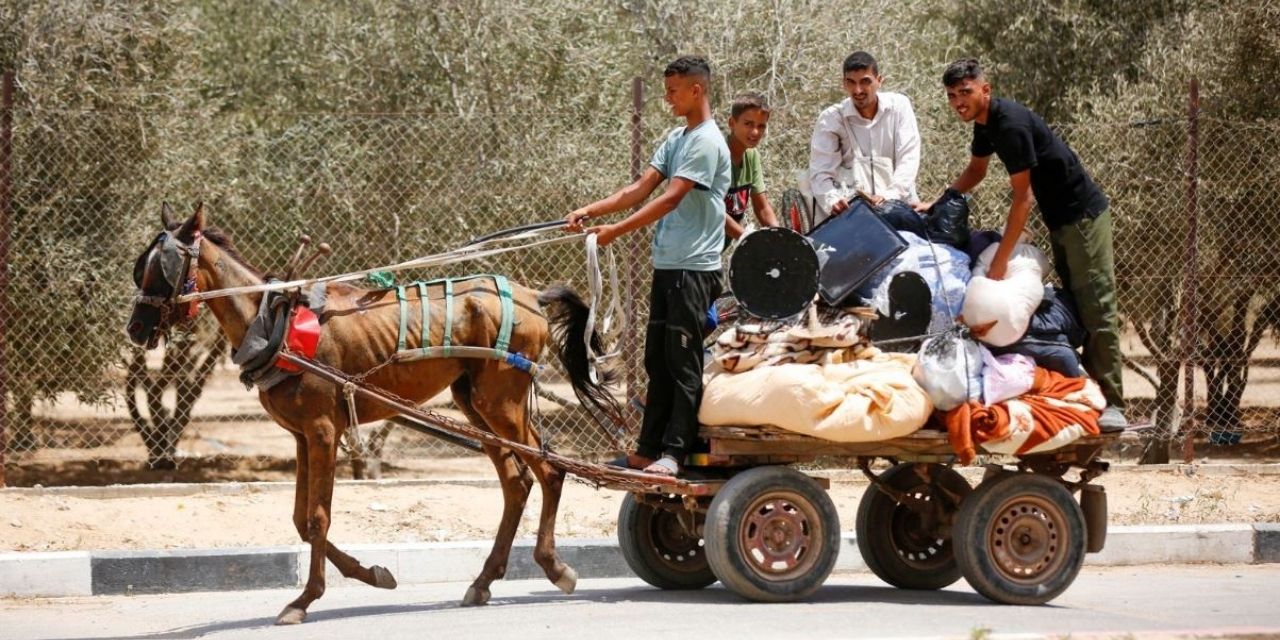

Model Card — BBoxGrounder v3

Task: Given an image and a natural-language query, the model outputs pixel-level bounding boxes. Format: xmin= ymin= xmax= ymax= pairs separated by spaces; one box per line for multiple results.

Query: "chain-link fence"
xmin=1 ymin=77 xmax=1277 ymax=485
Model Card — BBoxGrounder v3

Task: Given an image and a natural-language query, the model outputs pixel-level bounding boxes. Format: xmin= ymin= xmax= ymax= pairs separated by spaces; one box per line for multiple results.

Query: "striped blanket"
xmin=712 ymin=311 xmax=871 ymax=373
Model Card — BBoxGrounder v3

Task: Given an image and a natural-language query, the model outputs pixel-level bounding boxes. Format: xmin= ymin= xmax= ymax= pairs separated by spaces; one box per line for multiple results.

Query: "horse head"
xmin=126 ymin=202 xmax=206 ymax=349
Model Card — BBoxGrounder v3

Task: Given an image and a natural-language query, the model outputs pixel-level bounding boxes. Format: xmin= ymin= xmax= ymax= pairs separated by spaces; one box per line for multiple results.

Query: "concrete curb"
xmin=2 ymin=524 xmax=1277 ymax=598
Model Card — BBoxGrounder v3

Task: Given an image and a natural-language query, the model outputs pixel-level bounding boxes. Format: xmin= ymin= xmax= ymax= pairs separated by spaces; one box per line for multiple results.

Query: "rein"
xmin=173 ymin=228 xmax=585 ymax=305
xmin=143 ymin=225 xmax=628 ymax=393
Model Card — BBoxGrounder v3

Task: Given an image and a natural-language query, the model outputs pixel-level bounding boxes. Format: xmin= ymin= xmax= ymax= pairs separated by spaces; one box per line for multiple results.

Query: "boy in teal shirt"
xmin=566 ymin=56 xmax=729 ymax=476
xmin=723 ymin=91 xmax=779 ymax=244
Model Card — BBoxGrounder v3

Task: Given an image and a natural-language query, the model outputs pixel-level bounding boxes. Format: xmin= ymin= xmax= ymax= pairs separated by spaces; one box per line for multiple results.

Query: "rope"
xmin=583 ymin=234 xmax=625 ymax=383
xmin=176 ymin=228 xmax=583 ymax=304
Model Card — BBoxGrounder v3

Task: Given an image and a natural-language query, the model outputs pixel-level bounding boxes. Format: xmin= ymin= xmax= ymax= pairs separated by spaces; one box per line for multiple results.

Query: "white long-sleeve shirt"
xmin=807 ymin=92 xmax=922 ymax=213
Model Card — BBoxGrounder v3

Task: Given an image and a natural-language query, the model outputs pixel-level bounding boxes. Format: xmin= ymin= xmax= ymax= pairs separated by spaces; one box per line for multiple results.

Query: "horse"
xmin=125 ymin=202 xmax=617 ymax=624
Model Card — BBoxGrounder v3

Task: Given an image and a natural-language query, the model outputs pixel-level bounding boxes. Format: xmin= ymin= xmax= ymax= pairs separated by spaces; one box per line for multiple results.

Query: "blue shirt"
xmin=648 ymin=120 xmax=730 ymax=271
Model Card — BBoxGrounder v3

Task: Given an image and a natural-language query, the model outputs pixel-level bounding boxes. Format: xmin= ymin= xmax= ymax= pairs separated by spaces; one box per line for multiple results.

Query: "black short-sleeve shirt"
xmin=971 ymin=98 xmax=1109 ymax=230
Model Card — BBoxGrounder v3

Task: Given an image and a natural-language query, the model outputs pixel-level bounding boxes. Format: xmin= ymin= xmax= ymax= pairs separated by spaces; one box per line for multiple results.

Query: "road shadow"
xmin=65 ymin=581 xmax=1016 ymax=639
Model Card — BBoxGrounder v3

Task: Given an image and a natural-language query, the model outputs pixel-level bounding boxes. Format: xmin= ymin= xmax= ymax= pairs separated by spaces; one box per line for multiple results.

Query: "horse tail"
xmin=537 ymin=285 xmax=624 ymax=428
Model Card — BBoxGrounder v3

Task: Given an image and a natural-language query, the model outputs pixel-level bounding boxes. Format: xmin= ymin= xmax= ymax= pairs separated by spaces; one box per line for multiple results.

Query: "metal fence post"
xmin=624 ymin=77 xmax=644 ymax=436
xmin=1178 ymin=77 xmax=1201 ymax=464
xmin=0 ymin=70 xmax=13 ymax=487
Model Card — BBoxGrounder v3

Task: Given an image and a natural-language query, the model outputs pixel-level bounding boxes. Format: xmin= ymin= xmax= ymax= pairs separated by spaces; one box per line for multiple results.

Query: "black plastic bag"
xmin=926 ymin=188 xmax=971 ymax=248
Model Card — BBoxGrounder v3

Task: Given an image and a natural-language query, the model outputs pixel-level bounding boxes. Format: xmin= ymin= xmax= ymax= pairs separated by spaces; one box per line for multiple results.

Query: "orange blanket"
xmin=944 ymin=368 xmax=1104 ymax=464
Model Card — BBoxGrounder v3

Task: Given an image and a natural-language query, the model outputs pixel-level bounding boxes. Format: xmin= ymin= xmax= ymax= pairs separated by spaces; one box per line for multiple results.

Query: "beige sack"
xmin=699 ymin=352 xmax=932 ymax=443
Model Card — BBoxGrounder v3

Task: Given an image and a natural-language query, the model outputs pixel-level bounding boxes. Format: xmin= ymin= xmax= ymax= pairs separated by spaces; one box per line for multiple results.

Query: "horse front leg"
xmin=278 ymin=420 xmax=340 ymax=625
xmin=285 ymin=434 xmax=397 ymax=614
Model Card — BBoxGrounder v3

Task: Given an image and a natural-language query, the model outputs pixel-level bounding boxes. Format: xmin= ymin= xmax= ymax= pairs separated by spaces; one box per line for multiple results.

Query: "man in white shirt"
xmin=808 ymin=51 xmax=922 ymax=217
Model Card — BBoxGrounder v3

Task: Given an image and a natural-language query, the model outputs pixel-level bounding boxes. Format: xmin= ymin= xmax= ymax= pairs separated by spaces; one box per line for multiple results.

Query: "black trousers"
xmin=636 ymin=269 xmax=723 ymax=460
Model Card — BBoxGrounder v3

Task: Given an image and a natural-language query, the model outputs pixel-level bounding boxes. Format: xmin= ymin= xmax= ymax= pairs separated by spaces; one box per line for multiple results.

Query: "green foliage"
xmin=3 ymin=1 xmax=199 ymax=405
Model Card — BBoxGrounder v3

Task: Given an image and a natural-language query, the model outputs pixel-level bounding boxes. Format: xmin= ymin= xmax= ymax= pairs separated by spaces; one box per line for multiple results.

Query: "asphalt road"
xmin=4 ymin=565 xmax=1279 ymax=640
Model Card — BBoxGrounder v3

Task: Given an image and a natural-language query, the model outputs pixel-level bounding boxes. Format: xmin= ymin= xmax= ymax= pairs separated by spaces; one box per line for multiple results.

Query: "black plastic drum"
xmin=728 ymin=227 xmax=820 ymax=320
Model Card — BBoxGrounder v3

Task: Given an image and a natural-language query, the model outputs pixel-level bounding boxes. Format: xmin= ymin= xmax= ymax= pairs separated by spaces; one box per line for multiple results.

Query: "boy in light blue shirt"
xmin=565 ymin=56 xmax=729 ymax=476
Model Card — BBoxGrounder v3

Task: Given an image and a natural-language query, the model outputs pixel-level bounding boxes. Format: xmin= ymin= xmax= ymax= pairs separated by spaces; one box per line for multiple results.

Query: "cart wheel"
xmin=856 ymin=463 xmax=970 ymax=590
xmin=704 ymin=466 xmax=841 ymax=602
xmin=953 ymin=472 xmax=1086 ymax=605
xmin=617 ymin=493 xmax=716 ymax=590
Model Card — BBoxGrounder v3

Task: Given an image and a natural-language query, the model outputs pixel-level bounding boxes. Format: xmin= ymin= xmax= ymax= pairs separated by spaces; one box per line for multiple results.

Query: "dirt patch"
xmin=2 ymin=459 xmax=1277 ymax=553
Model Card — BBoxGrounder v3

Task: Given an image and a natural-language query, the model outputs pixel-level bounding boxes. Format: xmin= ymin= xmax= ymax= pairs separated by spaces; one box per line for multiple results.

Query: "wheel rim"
xmin=986 ymin=494 xmax=1071 ymax=584
xmin=739 ymin=491 xmax=824 ymax=581
xmin=646 ymin=507 xmax=706 ymax=573
xmin=890 ymin=488 xmax=953 ymax=570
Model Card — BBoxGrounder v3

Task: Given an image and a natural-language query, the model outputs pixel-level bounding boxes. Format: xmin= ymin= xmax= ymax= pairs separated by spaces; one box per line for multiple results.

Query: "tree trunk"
xmin=1202 ymin=300 xmax=1249 ymax=443
xmin=1139 ymin=358 xmax=1181 ymax=464
xmin=7 ymin=388 xmax=35 ymax=452
xmin=126 ymin=334 xmax=225 ymax=471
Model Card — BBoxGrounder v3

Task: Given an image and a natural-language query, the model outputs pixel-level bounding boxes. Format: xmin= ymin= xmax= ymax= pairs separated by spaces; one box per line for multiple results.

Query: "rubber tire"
xmin=704 ymin=466 xmax=841 ymax=602
xmin=953 ymin=472 xmax=1087 ymax=605
xmin=617 ymin=493 xmax=716 ymax=590
xmin=855 ymin=463 xmax=971 ymax=590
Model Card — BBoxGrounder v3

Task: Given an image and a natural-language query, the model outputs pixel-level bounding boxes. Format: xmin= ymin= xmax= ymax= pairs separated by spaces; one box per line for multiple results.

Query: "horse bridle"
xmin=133 ymin=229 xmax=204 ymax=336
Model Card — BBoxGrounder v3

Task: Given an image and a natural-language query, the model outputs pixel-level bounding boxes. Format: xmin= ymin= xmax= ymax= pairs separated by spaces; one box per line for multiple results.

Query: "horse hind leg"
xmin=469 ymin=367 xmax=577 ymax=596
xmin=453 ymin=376 xmax=534 ymax=607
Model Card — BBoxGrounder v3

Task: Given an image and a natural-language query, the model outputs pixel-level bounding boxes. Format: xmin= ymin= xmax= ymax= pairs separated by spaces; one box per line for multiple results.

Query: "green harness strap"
xmin=442 ymin=278 xmax=455 ymax=356
xmin=395 ymin=285 xmax=409 ymax=352
xmin=491 ymin=275 xmax=515 ymax=353
xmin=416 ymin=281 xmax=429 ymax=352
xmin=391 ymin=274 xmax=517 ymax=361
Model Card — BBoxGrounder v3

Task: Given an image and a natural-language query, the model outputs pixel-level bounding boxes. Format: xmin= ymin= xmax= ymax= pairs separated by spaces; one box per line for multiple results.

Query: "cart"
xmin=603 ymin=422 xmax=1118 ymax=606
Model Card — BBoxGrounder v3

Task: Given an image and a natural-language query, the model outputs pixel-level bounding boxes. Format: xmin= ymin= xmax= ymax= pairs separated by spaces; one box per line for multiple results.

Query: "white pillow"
xmin=962 ymin=243 xmax=1050 ymax=347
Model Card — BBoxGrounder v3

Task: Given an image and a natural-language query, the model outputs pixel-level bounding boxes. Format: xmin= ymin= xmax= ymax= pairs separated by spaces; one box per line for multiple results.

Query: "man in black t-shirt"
xmin=917 ymin=58 xmax=1126 ymax=431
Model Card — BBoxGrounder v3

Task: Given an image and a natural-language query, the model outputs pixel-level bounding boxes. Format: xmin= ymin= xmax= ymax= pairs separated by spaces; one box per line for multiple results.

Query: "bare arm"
xmin=566 ymin=167 xmax=665 ymax=230
xmin=750 ymin=191 xmax=779 ymax=228
xmin=588 ymin=177 xmax=697 ymax=246
xmin=985 ymin=169 xmax=1034 ymax=281
xmin=724 ymin=215 xmax=746 ymax=240
xmin=951 ymin=154 xmax=990 ymax=194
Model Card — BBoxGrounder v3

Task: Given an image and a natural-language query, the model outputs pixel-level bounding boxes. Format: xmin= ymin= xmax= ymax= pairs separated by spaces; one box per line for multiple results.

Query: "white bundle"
xmin=962 ymin=242 xmax=1050 ymax=347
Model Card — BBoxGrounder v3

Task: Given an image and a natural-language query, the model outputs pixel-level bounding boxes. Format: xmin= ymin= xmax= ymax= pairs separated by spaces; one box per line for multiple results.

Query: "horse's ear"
xmin=160 ymin=201 xmax=175 ymax=229
xmin=178 ymin=201 xmax=206 ymax=240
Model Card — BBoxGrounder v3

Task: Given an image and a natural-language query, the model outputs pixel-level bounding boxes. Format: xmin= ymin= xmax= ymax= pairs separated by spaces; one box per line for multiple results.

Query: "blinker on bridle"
xmin=132 ymin=229 xmax=204 ymax=341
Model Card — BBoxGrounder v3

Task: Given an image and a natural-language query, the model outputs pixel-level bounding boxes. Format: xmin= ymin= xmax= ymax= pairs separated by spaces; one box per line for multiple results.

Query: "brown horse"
xmin=125 ymin=203 xmax=617 ymax=624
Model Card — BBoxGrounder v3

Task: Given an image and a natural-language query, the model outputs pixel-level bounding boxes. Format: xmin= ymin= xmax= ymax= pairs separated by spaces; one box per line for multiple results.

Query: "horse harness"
xmin=132 ymin=230 xmax=204 ymax=337
xmin=387 ymin=275 xmax=538 ymax=375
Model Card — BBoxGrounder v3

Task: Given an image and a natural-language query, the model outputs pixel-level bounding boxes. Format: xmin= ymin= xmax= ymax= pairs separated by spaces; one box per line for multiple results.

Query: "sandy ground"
xmin=2 ymin=458 xmax=1278 ymax=553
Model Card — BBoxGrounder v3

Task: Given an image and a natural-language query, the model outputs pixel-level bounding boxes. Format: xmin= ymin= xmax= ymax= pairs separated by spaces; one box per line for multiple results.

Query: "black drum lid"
xmin=728 ymin=227 xmax=820 ymax=320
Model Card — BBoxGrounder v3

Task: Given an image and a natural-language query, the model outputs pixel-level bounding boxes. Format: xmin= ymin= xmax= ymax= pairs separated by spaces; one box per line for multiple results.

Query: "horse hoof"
xmin=372 ymin=565 xmax=398 ymax=590
xmin=554 ymin=566 xmax=578 ymax=595
xmin=276 ymin=606 xmax=307 ymax=625
xmin=461 ymin=585 xmax=490 ymax=607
